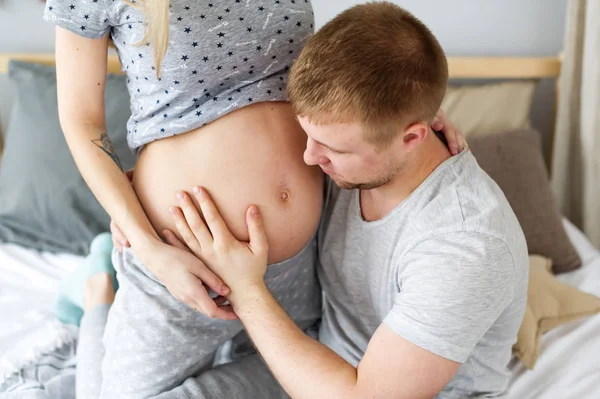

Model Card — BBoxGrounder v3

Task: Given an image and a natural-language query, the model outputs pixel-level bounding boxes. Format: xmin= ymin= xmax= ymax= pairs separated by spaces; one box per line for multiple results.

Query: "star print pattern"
xmin=94 ymin=237 xmax=320 ymax=396
xmin=43 ymin=0 xmax=315 ymax=153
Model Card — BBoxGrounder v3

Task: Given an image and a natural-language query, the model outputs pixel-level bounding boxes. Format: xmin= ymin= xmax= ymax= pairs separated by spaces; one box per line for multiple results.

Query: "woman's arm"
xmin=55 ymin=27 xmax=158 ymax=251
xmin=54 ymin=27 xmax=233 ymax=318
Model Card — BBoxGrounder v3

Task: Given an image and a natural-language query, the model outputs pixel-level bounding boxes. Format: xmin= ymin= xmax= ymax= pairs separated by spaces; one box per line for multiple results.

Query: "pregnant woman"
xmin=44 ymin=1 xmax=464 ymax=397
xmin=46 ymin=1 xmax=322 ymax=397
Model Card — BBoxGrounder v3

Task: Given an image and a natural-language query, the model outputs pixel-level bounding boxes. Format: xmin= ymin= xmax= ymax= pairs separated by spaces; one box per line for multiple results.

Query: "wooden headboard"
xmin=0 ymin=54 xmax=562 ymax=79
xmin=0 ymin=54 xmax=562 ymax=164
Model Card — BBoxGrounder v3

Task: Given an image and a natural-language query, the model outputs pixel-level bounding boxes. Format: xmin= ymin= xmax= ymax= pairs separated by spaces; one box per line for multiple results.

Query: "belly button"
xmin=280 ymin=190 xmax=290 ymax=201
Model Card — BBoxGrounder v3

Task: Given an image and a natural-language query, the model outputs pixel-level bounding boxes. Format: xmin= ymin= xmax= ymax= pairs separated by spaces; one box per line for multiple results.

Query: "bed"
xmin=508 ymin=220 xmax=600 ymax=398
xmin=0 ymin=54 xmax=599 ymax=398
xmin=1 ymin=220 xmax=598 ymax=398
xmin=0 ymin=245 xmax=80 ymax=374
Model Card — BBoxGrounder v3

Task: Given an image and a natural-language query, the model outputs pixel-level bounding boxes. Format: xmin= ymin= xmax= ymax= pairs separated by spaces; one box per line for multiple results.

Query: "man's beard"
xmin=332 ymin=166 xmax=401 ymax=190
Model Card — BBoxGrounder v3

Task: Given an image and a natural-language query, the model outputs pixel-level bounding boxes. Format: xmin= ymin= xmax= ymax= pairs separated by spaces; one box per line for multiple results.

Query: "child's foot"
xmin=84 ymin=273 xmax=116 ymax=312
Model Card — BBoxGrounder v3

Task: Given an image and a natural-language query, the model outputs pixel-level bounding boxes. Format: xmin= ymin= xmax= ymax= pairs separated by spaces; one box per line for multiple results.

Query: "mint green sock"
xmin=55 ymin=233 xmax=118 ymax=326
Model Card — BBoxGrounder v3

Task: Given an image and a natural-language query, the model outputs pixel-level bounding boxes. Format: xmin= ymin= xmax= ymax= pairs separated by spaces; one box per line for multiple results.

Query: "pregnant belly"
xmin=132 ymin=102 xmax=324 ymax=264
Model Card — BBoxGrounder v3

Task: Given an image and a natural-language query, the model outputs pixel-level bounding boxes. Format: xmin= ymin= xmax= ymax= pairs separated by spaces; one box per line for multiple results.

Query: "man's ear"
xmin=401 ymin=122 xmax=428 ymax=152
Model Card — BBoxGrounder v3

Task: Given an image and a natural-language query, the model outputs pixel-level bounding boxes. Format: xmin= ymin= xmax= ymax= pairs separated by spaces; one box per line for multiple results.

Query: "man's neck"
xmin=360 ymin=131 xmax=452 ymax=222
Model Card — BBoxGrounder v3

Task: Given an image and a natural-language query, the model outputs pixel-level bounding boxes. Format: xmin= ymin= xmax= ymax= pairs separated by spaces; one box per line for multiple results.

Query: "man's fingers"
xmin=170 ymin=206 xmax=204 ymax=255
xmin=193 ymin=187 xmax=231 ymax=243
xmin=177 ymin=192 xmax=214 ymax=249
xmin=246 ymin=205 xmax=269 ymax=257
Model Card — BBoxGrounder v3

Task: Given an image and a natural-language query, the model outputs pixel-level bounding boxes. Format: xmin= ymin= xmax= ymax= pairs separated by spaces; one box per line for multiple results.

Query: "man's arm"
xmin=233 ymin=285 xmax=460 ymax=399
xmin=230 ymin=231 xmax=517 ymax=399
xmin=166 ymin=190 xmax=518 ymax=399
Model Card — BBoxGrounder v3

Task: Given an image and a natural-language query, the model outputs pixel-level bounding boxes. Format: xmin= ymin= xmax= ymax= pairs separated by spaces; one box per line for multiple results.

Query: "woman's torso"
xmin=111 ymin=1 xmax=322 ymax=263
xmin=133 ymin=102 xmax=324 ymax=263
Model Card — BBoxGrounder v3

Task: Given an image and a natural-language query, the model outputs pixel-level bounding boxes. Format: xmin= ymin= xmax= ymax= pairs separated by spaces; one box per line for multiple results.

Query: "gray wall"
xmin=1 ymin=0 xmax=568 ymax=153
xmin=314 ymin=0 xmax=567 ymax=56
xmin=0 ymin=0 xmax=54 ymax=53
xmin=0 ymin=0 xmax=570 ymax=54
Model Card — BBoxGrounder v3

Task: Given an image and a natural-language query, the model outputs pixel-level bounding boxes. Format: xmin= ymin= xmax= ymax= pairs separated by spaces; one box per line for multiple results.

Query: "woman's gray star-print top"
xmin=44 ymin=0 xmax=314 ymax=153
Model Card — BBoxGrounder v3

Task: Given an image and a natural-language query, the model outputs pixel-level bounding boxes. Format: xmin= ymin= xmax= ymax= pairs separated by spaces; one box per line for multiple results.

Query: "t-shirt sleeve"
xmin=43 ymin=0 xmax=112 ymax=39
xmin=383 ymin=232 xmax=516 ymax=363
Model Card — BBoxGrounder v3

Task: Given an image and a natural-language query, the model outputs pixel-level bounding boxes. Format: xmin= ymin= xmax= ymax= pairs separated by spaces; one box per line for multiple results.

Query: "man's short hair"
xmin=288 ymin=1 xmax=448 ymax=147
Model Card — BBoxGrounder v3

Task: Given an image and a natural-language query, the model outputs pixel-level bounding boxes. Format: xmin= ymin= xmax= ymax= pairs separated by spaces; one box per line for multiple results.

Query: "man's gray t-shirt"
xmin=317 ymin=151 xmax=529 ymax=398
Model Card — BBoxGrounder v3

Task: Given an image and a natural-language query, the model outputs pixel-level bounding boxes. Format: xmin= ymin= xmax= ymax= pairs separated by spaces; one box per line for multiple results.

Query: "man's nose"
xmin=304 ymin=138 xmax=320 ymax=166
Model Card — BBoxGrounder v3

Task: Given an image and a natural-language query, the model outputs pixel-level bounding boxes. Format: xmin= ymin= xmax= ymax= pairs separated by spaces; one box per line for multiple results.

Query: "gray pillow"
xmin=0 ymin=61 xmax=135 ymax=255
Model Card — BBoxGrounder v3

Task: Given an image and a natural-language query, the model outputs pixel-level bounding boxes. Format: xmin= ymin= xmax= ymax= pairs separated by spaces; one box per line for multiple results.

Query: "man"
xmin=166 ymin=3 xmax=529 ymax=398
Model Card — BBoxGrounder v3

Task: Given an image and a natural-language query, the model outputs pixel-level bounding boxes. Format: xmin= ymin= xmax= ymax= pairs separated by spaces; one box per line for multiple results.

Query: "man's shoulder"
xmin=411 ymin=152 xmax=521 ymax=240
xmin=404 ymin=152 xmax=528 ymax=272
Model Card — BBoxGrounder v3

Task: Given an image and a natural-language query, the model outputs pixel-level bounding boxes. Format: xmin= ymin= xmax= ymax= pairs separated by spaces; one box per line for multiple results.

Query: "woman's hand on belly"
xmin=139 ymin=239 xmax=240 ymax=320
xmin=112 ymin=218 xmax=237 ymax=320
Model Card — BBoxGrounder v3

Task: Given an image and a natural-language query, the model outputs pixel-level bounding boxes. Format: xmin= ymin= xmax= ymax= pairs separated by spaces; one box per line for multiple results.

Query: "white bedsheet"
xmin=0 ymin=220 xmax=599 ymax=397
xmin=507 ymin=219 xmax=600 ymax=399
xmin=0 ymin=244 xmax=82 ymax=375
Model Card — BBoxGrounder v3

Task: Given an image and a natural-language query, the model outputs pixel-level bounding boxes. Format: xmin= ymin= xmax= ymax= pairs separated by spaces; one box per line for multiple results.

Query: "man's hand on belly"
xmin=165 ymin=186 xmax=270 ymax=298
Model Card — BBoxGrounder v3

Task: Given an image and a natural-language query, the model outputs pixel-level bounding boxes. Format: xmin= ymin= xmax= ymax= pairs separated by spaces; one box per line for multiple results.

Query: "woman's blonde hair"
xmin=124 ymin=0 xmax=170 ymax=76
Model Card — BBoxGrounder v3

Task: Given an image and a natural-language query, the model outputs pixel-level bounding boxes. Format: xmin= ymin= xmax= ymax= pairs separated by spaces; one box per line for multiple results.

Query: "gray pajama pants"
xmin=77 ymin=235 xmax=321 ymax=399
